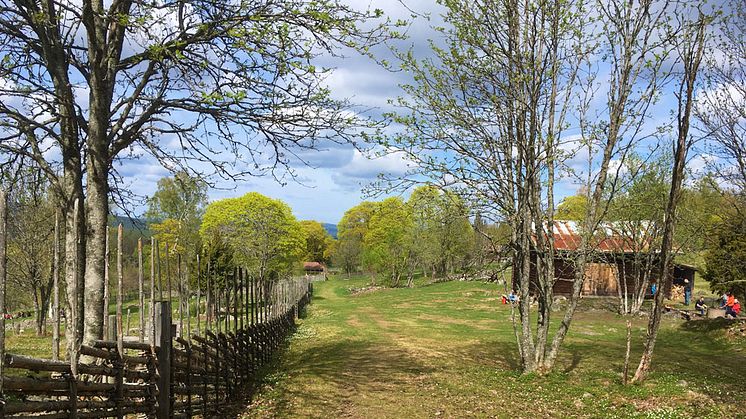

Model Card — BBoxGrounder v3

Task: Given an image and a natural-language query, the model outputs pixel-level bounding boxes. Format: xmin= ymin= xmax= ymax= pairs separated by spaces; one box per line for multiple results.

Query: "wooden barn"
xmin=303 ymin=262 xmax=326 ymax=274
xmin=518 ymin=221 xmax=696 ymax=298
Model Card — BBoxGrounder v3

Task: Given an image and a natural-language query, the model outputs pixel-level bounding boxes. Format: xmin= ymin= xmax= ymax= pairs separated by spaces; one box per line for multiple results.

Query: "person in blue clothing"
xmin=683 ymin=279 xmax=692 ymax=305
xmin=651 ymin=282 xmax=657 ymax=296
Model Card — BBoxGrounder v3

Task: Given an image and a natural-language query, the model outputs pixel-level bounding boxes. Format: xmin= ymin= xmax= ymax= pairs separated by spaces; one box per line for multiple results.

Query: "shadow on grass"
xmin=257 ymin=338 xmax=434 ymax=416
xmin=288 ymin=338 xmax=433 ymax=386
xmin=680 ymin=317 xmax=744 ymax=333
xmin=447 ymin=339 xmax=582 ymax=374
xmin=563 ymin=350 xmax=582 ymax=373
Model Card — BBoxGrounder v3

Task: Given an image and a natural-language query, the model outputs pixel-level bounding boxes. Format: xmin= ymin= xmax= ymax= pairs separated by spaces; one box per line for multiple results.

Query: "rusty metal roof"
xmin=546 ymin=220 xmax=650 ymax=253
xmin=303 ymin=262 xmax=325 ymax=270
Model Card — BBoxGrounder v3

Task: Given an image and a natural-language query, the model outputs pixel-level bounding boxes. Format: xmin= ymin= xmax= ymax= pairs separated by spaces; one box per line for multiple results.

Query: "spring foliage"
xmin=336 ymin=186 xmax=474 ymax=285
xmin=200 ymin=192 xmax=306 ymax=281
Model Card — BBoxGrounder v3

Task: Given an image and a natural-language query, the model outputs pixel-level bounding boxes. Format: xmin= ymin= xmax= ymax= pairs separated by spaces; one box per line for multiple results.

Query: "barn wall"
xmin=514 ymin=250 xmax=695 ymax=298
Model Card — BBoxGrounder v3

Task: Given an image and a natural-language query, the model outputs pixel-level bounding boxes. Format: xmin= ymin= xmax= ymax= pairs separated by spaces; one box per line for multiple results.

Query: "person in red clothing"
xmin=727 ymin=292 xmax=735 ymax=307
xmin=726 ymin=298 xmax=741 ymax=318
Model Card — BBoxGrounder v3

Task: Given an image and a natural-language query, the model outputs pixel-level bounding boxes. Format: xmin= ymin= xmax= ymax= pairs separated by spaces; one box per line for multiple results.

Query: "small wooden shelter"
xmin=303 ymin=262 xmax=326 ymax=274
xmin=520 ymin=221 xmax=696 ymax=298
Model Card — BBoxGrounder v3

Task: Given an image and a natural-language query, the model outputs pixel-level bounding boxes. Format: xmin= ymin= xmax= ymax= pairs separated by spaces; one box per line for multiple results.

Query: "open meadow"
xmin=242 ymin=275 xmax=746 ymax=419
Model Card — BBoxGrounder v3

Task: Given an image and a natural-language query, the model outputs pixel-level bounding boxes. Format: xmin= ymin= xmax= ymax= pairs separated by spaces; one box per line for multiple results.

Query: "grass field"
xmin=240 ymin=275 xmax=745 ymax=419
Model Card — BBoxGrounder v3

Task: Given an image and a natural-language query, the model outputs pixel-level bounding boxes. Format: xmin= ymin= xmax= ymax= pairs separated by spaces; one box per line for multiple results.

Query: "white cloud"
xmin=338 ymin=149 xmax=414 ymax=179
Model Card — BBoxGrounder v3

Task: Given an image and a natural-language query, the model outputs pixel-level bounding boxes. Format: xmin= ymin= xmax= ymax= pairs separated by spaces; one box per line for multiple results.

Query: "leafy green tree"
xmin=335 ymin=201 xmax=379 ymax=274
xmin=408 ymin=185 xmax=474 ymax=278
xmin=556 ymin=194 xmax=588 ymax=221
xmin=363 ymin=197 xmax=414 ymax=286
xmin=201 ymin=193 xmax=306 ymax=282
xmin=6 ymin=168 xmax=56 ymax=335
xmin=702 ymin=200 xmax=746 ymax=299
xmin=675 ymin=176 xmax=725 ymax=267
xmin=300 ymin=220 xmax=336 ymax=265
xmin=146 ymin=172 xmax=208 ymax=257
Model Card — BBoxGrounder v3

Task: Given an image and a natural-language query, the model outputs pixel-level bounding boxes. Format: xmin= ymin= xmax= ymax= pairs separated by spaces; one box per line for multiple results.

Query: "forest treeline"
xmin=6 ymin=165 xmax=741 ymax=326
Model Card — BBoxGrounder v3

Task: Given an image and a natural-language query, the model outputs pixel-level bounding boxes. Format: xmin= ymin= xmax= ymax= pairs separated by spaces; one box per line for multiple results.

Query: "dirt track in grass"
xmin=238 ymin=276 xmax=746 ymax=419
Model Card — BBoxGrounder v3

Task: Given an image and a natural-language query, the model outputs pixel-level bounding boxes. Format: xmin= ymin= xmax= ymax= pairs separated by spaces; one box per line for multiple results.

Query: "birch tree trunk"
xmin=83 ymin=156 xmax=109 ymax=344
xmin=632 ymin=14 xmax=708 ymax=383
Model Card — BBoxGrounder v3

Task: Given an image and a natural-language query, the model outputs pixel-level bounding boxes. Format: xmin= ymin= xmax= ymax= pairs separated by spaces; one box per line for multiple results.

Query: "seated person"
xmin=720 ymin=292 xmax=728 ymax=308
xmin=726 ymin=299 xmax=741 ymax=318
xmin=507 ymin=292 xmax=519 ymax=303
xmin=725 ymin=292 xmax=735 ymax=309
xmin=694 ymin=297 xmax=707 ymax=316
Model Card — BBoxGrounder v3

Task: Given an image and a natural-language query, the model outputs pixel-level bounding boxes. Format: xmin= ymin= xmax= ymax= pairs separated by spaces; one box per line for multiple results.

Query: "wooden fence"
xmin=0 ymin=276 xmax=312 ymax=418
xmin=0 ymin=190 xmax=316 ymax=417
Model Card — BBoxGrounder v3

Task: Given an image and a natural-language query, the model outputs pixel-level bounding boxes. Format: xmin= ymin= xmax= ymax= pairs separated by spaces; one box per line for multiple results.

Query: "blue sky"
xmin=116 ymin=0 xmax=446 ymax=224
xmin=111 ymin=0 xmax=724 ymax=225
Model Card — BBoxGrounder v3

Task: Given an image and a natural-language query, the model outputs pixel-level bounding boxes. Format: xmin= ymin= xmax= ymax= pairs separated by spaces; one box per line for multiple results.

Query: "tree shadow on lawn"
xmin=449 ymin=339 xmax=582 ymax=374
xmin=265 ymin=338 xmax=435 ymax=415
xmin=653 ymin=327 xmax=746 ymax=387
xmin=452 ymin=328 xmax=744 ymax=393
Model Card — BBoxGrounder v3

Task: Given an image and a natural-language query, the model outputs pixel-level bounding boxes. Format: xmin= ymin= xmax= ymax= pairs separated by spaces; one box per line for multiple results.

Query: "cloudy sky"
xmin=116 ymin=0 xmax=449 ymax=224
xmin=110 ymin=0 xmax=724 ymax=225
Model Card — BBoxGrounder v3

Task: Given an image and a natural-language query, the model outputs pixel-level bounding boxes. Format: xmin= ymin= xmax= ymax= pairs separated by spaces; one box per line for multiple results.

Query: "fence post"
xmin=155 ymin=301 xmax=172 ymax=419
xmin=0 ymin=189 xmax=7 ymax=415
xmin=103 ymin=225 xmax=110 ymax=338
xmin=53 ymin=210 xmax=61 ymax=361
xmin=196 ymin=254 xmax=201 ymax=336
xmin=107 ymin=315 xmax=116 ymax=341
xmin=138 ymin=238 xmax=144 ymax=342
xmin=177 ymin=253 xmax=183 ymax=337
xmin=151 ymin=237 xmax=156 ymax=348
xmin=117 ymin=224 xmax=124 ymax=358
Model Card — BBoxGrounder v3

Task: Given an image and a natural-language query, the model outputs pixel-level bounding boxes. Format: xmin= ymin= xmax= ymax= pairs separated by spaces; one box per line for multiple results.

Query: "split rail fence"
xmin=0 ymin=190 xmax=314 ymax=418
xmin=0 ymin=277 xmax=312 ymax=418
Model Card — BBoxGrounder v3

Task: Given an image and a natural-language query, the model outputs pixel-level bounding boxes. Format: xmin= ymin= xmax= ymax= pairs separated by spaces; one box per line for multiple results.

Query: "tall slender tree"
xmin=632 ymin=9 xmax=710 ymax=383
xmin=0 ymin=0 xmax=398 ymax=343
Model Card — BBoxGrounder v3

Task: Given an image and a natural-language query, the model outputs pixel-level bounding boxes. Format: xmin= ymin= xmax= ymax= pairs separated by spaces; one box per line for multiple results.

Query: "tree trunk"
xmin=623 ymin=318 xmax=632 ymax=384
xmin=83 ymin=148 xmax=109 ymax=345
xmin=34 ymin=289 xmax=42 ymax=336
xmin=631 ymin=16 xmax=706 ymax=383
xmin=82 ymin=0 xmax=121 ymax=345
xmin=63 ymin=191 xmax=85 ymax=361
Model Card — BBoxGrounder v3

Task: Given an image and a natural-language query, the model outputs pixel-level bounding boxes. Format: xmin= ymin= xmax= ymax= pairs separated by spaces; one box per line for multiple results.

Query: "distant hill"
xmin=322 ymin=223 xmax=338 ymax=239
xmin=111 ymin=215 xmax=336 ymax=238
xmin=111 ymin=215 xmax=149 ymax=233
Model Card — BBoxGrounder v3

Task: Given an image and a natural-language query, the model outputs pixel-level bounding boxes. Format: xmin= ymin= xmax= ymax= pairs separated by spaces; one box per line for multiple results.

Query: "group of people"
xmin=2 ymin=311 xmax=34 ymax=320
xmin=693 ymin=292 xmax=741 ymax=318
xmin=721 ymin=292 xmax=741 ymax=318
xmin=500 ymin=292 xmax=519 ymax=305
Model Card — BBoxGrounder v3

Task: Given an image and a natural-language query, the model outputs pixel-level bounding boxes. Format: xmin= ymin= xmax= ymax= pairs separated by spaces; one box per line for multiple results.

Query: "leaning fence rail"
xmin=0 ymin=190 xmax=315 ymax=417
xmin=0 ymin=277 xmax=312 ymax=418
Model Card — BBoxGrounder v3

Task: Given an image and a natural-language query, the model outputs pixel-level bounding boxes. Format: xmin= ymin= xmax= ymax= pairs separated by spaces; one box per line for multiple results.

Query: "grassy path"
xmin=240 ymin=276 xmax=745 ymax=418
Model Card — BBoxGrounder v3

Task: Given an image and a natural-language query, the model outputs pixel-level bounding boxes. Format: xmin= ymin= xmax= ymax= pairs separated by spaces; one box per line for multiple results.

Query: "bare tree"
xmin=0 ymin=0 xmax=397 ymax=344
xmin=632 ymin=9 xmax=710 ymax=384
xmin=696 ymin=0 xmax=746 ymax=193
xmin=5 ymin=168 xmax=56 ymax=335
